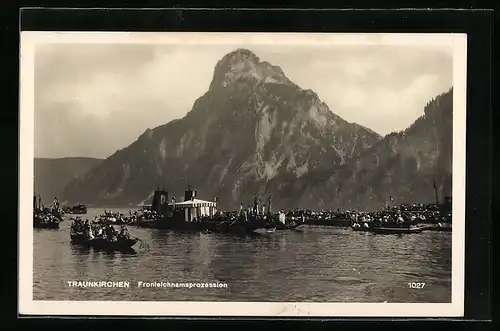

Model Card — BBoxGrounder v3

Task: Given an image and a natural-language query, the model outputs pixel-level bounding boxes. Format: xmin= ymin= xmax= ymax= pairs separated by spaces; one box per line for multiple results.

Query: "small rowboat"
xmin=34 ymin=221 xmax=60 ymax=229
xmin=372 ymin=226 xmax=424 ymax=234
xmin=70 ymin=233 xmax=138 ymax=251
xmin=34 ymin=212 xmax=62 ymax=229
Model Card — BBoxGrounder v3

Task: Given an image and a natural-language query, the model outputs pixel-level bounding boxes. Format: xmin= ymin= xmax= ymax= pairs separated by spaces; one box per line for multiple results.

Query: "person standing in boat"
xmin=105 ymin=225 xmax=117 ymax=242
xmin=52 ymin=197 xmax=59 ymax=213
xmin=87 ymin=220 xmax=95 ymax=239
xmin=253 ymin=196 xmax=258 ymax=215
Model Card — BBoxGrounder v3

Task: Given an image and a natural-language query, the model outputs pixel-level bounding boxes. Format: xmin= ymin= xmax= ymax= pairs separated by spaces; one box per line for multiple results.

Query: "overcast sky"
xmin=34 ymin=43 xmax=452 ymax=159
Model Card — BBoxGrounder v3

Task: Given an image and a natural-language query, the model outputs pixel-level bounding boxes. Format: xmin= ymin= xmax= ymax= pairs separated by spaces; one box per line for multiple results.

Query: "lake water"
xmin=33 ymin=208 xmax=452 ymax=302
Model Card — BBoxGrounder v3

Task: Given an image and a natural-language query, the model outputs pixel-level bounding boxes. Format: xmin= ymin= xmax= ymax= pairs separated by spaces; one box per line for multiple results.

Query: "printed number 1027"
xmin=408 ymin=282 xmax=426 ymax=289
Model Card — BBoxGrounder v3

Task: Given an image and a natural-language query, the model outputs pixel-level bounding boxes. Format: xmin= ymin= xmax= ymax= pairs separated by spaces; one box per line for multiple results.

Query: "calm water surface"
xmin=33 ymin=208 xmax=452 ymax=302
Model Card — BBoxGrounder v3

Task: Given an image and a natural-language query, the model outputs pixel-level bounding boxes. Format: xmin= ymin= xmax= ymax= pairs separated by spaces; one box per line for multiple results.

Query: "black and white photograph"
xmin=19 ymin=32 xmax=466 ymax=317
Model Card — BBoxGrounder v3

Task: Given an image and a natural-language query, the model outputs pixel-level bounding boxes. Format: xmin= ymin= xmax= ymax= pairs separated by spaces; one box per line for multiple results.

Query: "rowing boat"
xmin=70 ymin=233 xmax=138 ymax=250
xmin=371 ymin=226 xmax=424 ymax=234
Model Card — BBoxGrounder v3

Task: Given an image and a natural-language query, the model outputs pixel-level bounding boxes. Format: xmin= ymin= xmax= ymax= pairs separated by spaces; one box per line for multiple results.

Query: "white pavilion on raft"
xmin=169 ymin=186 xmax=218 ymax=222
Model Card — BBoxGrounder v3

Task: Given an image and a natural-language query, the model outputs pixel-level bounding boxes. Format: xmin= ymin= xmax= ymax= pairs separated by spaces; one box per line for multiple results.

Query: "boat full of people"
xmin=70 ymin=217 xmax=138 ymax=250
xmin=33 ymin=195 xmax=63 ymax=229
xmin=111 ymin=186 xmax=450 ymax=236
xmin=265 ymin=210 xmax=304 ymax=230
xmin=127 ymin=187 xmax=304 ymax=235
xmin=371 ymin=225 xmax=425 ymax=234
xmin=62 ymin=203 xmax=87 ymax=215
xmin=285 ymin=195 xmax=452 ymax=228
xmin=34 ymin=209 xmax=62 ymax=229
xmin=349 ymin=203 xmax=451 ymax=234
xmin=97 ymin=210 xmax=135 ymax=225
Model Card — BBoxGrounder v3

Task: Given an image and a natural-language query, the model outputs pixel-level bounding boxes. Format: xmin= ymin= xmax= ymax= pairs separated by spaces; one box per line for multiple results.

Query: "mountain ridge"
xmin=62 ymin=48 xmax=383 ymax=208
xmin=59 ymin=49 xmax=452 ymax=211
xmin=296 ymin=87 xmax=453 ymax=211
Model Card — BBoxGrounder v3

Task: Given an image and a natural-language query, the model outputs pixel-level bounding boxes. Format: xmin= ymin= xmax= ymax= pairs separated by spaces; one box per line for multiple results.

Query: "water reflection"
xmin=33 ymin=208 xmax=452 ymax=303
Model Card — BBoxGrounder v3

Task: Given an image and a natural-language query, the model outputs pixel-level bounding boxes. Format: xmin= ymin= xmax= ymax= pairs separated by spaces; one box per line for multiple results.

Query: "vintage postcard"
xmin=19 ymin=32 xmax=466 ymax=317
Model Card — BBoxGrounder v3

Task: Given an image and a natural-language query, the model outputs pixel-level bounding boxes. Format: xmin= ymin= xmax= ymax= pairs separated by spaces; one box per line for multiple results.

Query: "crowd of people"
xmin=278 ymin=202 xmax=449 ymax=225
xmin=70 ymin=217 xmax=130 ymax=242
xmin=33 ymin=196 xmax=63 ymax=225
xmin=90 ymin=209 xmax=161 ymax=225
xmin=98 ymin=210 xmax=134 ymax=225
xmin=62 ymin=203 xmax=87 ymax=214
xmin=347 ymin=203 xmax=451 ymax=229
xmin=132 ymin=208 xmax=162 ymax=222
xmin=34 ymin=208 xmax=62 ymax=224
xmin=92 ymin=200 xmax=449 ymax=230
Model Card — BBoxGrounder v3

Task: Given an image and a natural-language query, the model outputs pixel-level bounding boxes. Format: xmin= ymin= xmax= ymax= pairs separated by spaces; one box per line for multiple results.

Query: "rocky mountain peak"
xmin=220 ymin=48 xmax=260 ymax=65
xmin=210 ymin=48 xmax=291 ymax=90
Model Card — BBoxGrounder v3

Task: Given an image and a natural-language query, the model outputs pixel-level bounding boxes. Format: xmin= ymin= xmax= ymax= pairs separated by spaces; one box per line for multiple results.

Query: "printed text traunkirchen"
xmin=67 ymin=281 xmax=130 ymax=288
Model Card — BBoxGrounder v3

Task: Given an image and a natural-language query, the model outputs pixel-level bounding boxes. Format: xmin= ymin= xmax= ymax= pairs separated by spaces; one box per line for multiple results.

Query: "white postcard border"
xmin=19 ymin=32 xmax=467 ymax=317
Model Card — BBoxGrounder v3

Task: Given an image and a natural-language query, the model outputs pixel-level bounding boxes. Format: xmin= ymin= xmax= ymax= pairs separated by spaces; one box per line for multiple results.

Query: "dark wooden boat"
xmin=212 ymin=219 xmax=263 ymax=234
xmin=133 ymin=210 xmax=266 ymax=236
xmin=371 ymin=226 xmax=424 ymax=234
xmin=260 ymin=214 xmax=304 ymax=231
xmin=70 ymin=233 xmax=138 ymax=250
xmin=71 ymin=204 xmax=87 ymax=214
xmin=34 ymin=221 xmax=60 ymax=229
xmin=33 ymin=212 xmax=62 ymax=229
xmin=63 ymin=204 xmax=87 ymax=214
xmin=131 ymin=187 xmax=285 ymax=235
